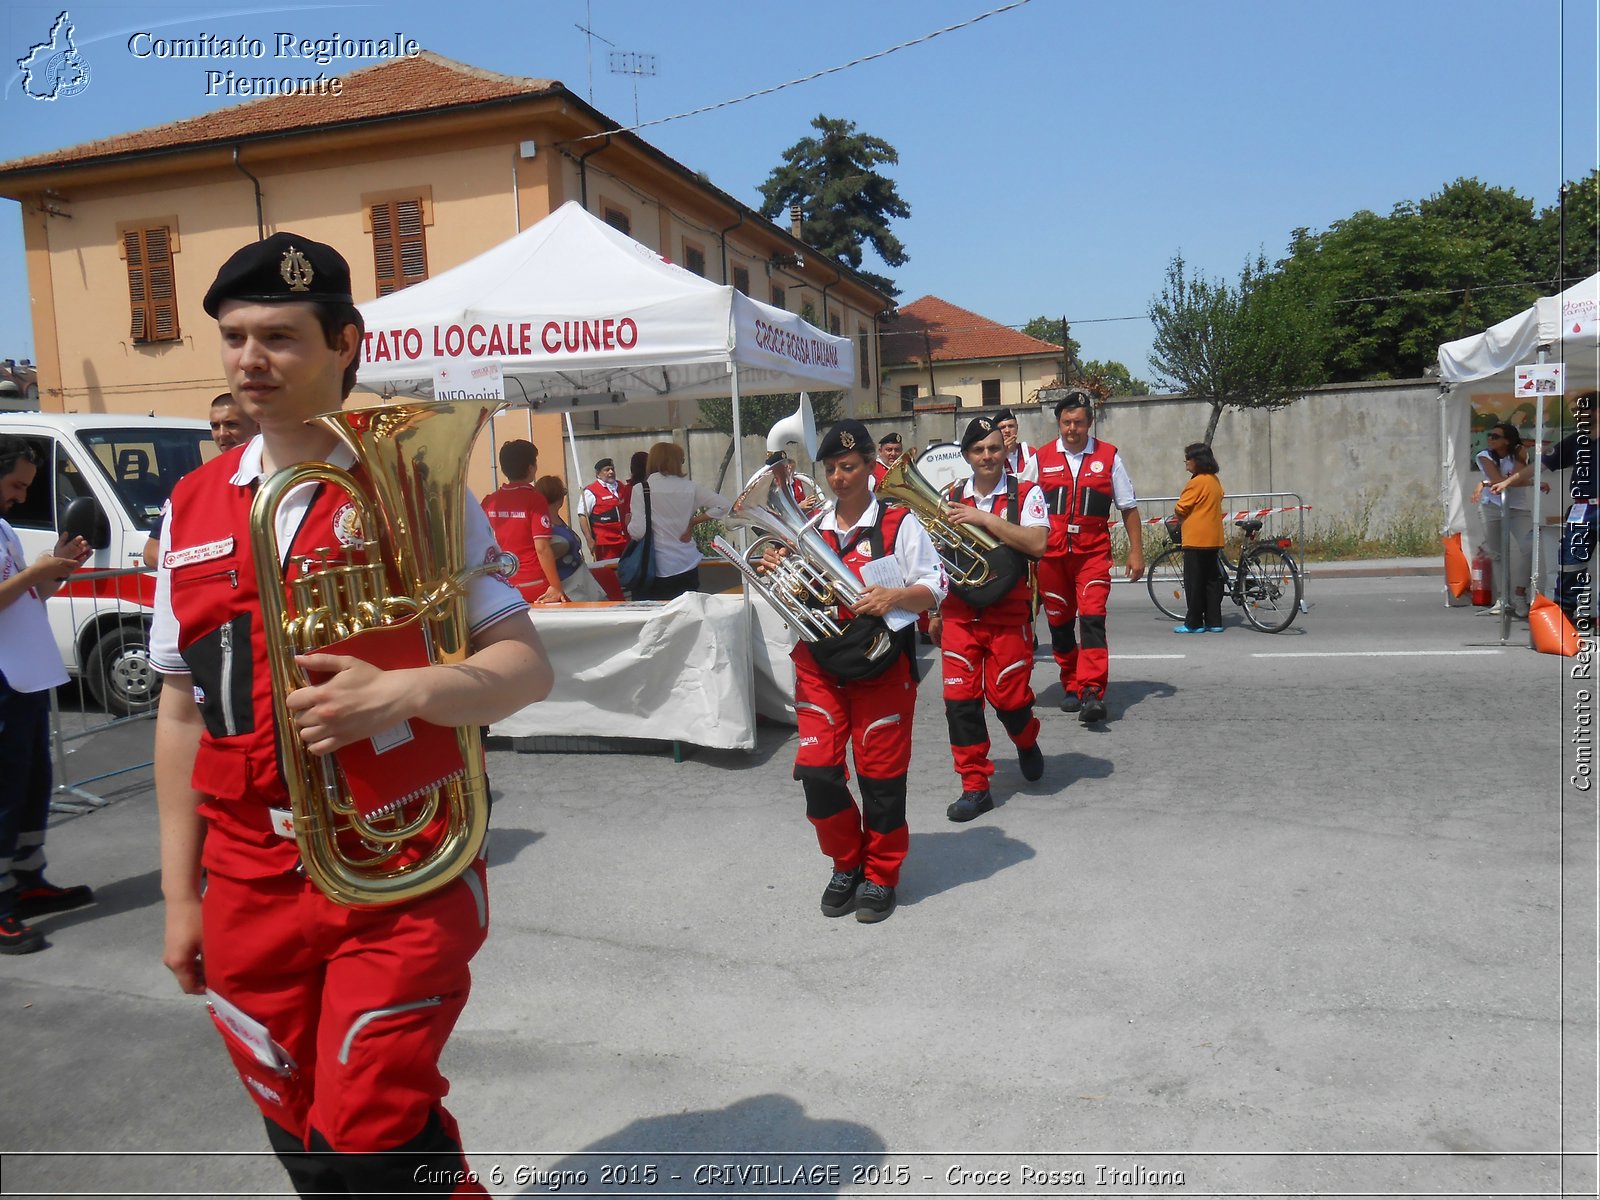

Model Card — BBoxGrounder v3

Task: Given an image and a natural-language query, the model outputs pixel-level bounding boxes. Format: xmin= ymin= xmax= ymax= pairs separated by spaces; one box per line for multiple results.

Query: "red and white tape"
xmin=1144 ymin=503 xmax=1313 ymax=526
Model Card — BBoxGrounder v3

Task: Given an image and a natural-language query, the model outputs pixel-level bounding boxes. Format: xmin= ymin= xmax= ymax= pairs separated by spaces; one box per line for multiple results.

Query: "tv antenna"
xmin=608 ymin=50 xmax=657 ymax=127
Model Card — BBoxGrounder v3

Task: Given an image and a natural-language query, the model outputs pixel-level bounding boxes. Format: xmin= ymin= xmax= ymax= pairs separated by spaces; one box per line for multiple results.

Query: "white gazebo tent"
xmin=1436 ymin=273 xmax=1600 ymax=598
xmin=356 ymin=200 xmax=854 ymax=492
xmin=353 ymin=201 xmax=855 ymax=750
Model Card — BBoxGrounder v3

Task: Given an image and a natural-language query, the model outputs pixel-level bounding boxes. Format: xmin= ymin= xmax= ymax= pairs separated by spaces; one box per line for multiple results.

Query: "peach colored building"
xmin=0 ymin=53 xmax=892 ymax=489
xmin=880 ymin=295 xmax=1065 ymax=412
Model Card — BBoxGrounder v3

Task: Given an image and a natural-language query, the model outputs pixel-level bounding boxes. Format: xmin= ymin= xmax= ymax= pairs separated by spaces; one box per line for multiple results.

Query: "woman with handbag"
xmin=624 ymin=442 xmax=730 ymax=601
xmin=779 ymin=419 xmax=946 ymax=924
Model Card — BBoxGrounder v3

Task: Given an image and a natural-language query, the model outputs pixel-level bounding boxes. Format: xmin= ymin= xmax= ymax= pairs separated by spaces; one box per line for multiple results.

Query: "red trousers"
xmin=940 ymin=615 xmax=1039 ymax=791
xmin=1037 ymin=549 xmax=1111 ymax=693
xmin=202 ymin=863 xmax=490 ymax=1195
xmin=792 ymin=644 xmax=916 ymax=887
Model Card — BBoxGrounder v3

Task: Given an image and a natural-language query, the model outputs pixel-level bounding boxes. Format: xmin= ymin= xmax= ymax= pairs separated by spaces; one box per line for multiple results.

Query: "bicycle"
xmin=1146 ymin=518 xmax=1304 ymax=633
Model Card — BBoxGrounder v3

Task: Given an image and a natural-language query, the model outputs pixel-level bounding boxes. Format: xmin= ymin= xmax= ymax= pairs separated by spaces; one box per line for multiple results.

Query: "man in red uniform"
xmin=996 ymin=408 xmax=1036 ymax=476
xmin=578 ymin=457 xmax=626 ymax=600
xmin=482 ymin=440 xmax=567 ymax=604
xmin=868 ymin=430 xmax=903 ymax=492
xmin=930 ymin=416 xmax=1055 ymax=821
xmin=785 ymin=419 xmax=945 ymax=923
xmin=150 ymin=233 xmax=552 ymax=1197
xmin=1023 ymin=390 xmax=1143 ymax=725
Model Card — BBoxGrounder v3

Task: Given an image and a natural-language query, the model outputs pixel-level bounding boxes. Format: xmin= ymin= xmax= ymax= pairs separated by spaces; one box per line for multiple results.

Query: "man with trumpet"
xmin=150 ymin=233 xmax=551 ymax=1196
xmin=930 ymin=416 xmax=1056 ymax=821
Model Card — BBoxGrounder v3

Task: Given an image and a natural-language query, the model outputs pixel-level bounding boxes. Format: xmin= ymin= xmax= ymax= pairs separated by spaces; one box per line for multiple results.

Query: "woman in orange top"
xmin=1173 ymin=442 xmax=1225 ymax=633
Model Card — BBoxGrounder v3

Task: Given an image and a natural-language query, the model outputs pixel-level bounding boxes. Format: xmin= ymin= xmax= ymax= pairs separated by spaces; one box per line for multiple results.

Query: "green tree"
xmin=1020 ymin=316 xmax=1082 ymax=372
xmin=1080 ymin=359 xmax=1150 ymax=396
xmin=698 ymin=392 xmax=842 ymax=491
xmin=1279 ymin=177 xmax=1551 ymax=381
xmin=1538 ymin=168 xmax=1600 ymax=288
xmin=1147 ymin=252 xmax=1327 ymax=444
xmin=758 ymin=115 xmax=910 ymax=297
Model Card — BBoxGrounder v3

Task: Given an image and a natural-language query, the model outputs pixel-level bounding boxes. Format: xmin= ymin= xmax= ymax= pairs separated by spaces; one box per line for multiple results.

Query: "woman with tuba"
xmin=149 ymin=234 xmax=551 ymax=1197
xmin=928 ymin=416 xmax=1058 ymax=822
xmin=765 ymin=419 xmax=945 ymax=925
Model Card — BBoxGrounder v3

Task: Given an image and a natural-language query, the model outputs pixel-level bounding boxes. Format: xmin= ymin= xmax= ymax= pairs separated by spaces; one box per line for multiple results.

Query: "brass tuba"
xmin=876 ymin=453 xmax=1023 ymax=609
xmin=250 ymin=398 xmax=505 ymax=908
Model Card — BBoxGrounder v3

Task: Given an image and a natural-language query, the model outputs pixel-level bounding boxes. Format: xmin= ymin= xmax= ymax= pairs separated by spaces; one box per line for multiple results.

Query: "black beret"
xmin=595 ymin=457 xmax=615 ymax=472
xmin=878 ymin=431 xmax=902 ymax=446
xmin=994 ymin=408 xmax=1017 ymax=423
xmin=818 ymin=419 xmax=874 ymax=461
xmin=961 ymin=415 xmax=1002 ymax=452
xmin=203 ymin=232 xmax=354 ymax=317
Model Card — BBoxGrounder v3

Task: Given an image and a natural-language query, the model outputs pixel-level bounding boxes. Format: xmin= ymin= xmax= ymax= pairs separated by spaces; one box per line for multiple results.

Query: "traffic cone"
xmin=1529 ymin=593 xmax=1581 ymax=657
xmin=1442 ymin=533 xmax=1470 ymax=598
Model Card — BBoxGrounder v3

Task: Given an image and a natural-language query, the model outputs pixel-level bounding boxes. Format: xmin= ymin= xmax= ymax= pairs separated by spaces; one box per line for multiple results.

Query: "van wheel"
xmin=86 ymin=629 xmax=161 ymax=717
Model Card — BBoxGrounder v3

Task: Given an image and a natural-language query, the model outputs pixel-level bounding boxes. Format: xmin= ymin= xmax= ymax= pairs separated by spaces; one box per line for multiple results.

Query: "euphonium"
xmin=715 ymin=459 xmax=894 ymax=668
xmin=875 ymin=453 xmax=1023 ymax=609
xmin=250 ymin=398 xmax=505 ymax=908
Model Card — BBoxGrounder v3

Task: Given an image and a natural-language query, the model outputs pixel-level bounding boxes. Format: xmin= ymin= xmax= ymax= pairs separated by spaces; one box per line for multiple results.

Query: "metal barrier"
xmin=1110 ymin=491 xmax=1311 ymax=581
xmin=47 ymin=565 xmax=158 ymax=815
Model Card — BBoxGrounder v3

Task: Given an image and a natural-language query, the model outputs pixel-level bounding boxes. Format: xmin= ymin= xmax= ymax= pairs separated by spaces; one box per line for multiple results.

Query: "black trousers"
xmin=1182 ymin=547 xmax=1224 ymax=629
xmin=644 ymin=566 xmax=700 ymax=601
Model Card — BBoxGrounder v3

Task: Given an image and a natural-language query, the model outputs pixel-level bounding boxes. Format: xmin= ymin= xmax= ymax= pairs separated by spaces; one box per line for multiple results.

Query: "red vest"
xmin=164 ymin=449 xmax=386 ymax=878
xmin=1032 ymin=438 xmax=1119 ymax=555
xmin=585 ymin=480 xmax=628 ymax=550
xmin=940 ymin=477 xmax=1040 ymax=623
xmin=822 ymin=504 xmax=911 ymax=622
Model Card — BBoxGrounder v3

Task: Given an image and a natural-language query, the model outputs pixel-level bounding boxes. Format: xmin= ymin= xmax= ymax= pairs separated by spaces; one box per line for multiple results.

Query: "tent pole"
xmin=564 ymin=411 xmax=584 ymax=516
xmin=730 ymin=366 xmax=746 ymax=504
xmin=1530 ymin=348 xmax=1548 ymax=603
xmin=729 ymin=364 xmax=759 ymax=751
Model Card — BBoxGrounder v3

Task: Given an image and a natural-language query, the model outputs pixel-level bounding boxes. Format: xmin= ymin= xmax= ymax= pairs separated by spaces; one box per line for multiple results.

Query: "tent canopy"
xmin=355 ymin=201 xmax=854 ymax=407
xmin=1438 ymin=273 xmax=1599 ymax=386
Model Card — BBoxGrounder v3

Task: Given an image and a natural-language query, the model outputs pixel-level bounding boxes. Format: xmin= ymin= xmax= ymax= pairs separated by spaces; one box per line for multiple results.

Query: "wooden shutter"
xmin=126 ymin=227 xmax=179 ymax=343
xmin=371 ymin=198 xmax=429 ymax=296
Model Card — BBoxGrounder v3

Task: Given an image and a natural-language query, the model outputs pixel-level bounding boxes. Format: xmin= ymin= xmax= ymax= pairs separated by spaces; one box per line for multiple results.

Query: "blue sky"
xmin=1 ymin=0 xmax=1596 ymax=380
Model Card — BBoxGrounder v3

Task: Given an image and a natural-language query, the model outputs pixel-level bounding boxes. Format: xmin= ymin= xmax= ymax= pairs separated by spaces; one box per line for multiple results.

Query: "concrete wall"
xmin=558 ymin=378 xmax=1447 ymax=535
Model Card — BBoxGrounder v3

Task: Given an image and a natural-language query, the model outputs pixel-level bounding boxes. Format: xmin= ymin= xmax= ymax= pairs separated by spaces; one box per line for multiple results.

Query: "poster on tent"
xmin=433 ymin=360 xmax=505 ymax=403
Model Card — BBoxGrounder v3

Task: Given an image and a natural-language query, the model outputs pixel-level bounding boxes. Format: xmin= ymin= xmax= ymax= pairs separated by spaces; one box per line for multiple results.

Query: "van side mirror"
xmin=63 ymin=496 xmax=111 ymax=550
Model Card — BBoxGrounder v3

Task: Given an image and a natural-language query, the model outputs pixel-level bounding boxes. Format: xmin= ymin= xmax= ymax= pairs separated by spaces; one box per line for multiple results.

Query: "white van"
xmin=2 ymin=412 xmax=216 ymax=714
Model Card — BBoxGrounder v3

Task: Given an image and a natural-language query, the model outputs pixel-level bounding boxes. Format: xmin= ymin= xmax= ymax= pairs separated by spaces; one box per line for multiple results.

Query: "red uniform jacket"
xmin=1031 ymin=439 xmax=1119 ymax=556
xmin=940 ymin=477 xmax=1048 ymax=624
xmin=584 ymin=480 xmax=628 ymax=553
xmin=482 ymin=482 xmax=554 ymax=598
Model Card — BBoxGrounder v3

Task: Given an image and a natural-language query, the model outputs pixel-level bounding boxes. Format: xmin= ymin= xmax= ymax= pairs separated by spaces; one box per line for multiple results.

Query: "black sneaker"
xmin=855 ymin=881 xmax=896 ymax=923
xmin=1079 ymin=687 xmax=1108 ymax=724
xmin=0 ymin=913 xmax=45 ymax=955
xmin=1018 ymin=742 xmax=1045 ymax=781
xmin=820 ymin=867 xmax=864 ymax=917
xmin=1059 ymin=690 xmax=1081 ymax=713
xmin=946 ymin=789 xmax=995 ymax=823
xmin=15 ymin=880 xmax=94 ymax=920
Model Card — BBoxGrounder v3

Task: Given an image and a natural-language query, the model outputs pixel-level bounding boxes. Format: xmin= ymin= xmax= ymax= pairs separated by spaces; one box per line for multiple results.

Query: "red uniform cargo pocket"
xmin=205 ymin=989 xmax=308 ymax=1128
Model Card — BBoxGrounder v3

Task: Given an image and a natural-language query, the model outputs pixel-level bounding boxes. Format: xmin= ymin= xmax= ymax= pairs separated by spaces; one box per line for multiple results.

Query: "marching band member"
xmin=996 ymin=408 xmax=1036 ymax=476
xmin=868 ymin=430 xmax=903 ymax=491
xmin=1023 ymin=390 xmax=1144 ymax=724
xmin=151 ymin=233 xmax=550 ymax=1197
xmin=482 ymin=439 xmax=567 ymax=604
xmin=786 ymin=419 xmax=945 ymax=923
xmin=930 ymin=416 xmax=1056 ymax=821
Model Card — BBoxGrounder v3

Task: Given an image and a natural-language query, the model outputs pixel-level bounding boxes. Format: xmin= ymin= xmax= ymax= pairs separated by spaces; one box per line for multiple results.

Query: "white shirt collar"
xmin=820 ymin=496 xmax=881 ymax=536
xmin=962 ymin=472 xmax=1012 ymax=502
xmin=1056 ymin=435 xmax=1097 ymax=459
xmin=229 ymin=434 xmax=356 ymax=486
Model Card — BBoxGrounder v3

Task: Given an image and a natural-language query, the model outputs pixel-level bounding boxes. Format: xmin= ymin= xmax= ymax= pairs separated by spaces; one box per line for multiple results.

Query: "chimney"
xmin=789 ymin=204 xmax=803 ymax=240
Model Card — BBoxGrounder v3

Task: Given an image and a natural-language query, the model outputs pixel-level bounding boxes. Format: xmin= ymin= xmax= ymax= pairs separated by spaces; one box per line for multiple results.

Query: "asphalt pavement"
xmin=3 ymin=564 xmax=1594 ymax=1199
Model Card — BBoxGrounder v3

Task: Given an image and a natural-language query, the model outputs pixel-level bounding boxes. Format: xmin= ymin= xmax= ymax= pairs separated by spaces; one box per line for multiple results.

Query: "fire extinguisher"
xmin=1470 ymin=545 xmax=1493 ymax=607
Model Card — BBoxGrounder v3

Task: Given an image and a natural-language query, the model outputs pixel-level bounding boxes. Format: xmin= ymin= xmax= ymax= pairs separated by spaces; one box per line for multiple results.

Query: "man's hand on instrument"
xmin=944 ymin=503 xmax=993 ymax=533
xmin=287 ymin=653 xmax=410 ymax=756
xmin=851 ymin=585 xmax=899 ymax=618
xmin=757 ymin=545 xmax=789 ymax=575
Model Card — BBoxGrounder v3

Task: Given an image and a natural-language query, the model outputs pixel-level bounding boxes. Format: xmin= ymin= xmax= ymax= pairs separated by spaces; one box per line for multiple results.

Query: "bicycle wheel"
xmin=1146 ymin=547 xmax=1188 ymax=621
xmin=1238 ymin=544 xmax=1303 ymax=633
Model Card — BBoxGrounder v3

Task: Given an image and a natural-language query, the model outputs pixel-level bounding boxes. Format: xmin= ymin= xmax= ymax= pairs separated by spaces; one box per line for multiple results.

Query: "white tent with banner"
xmin=353 ymin=200 xmax=854 ymax=751
xmin=1435 ymin=273 xmax=1599 ymax=595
